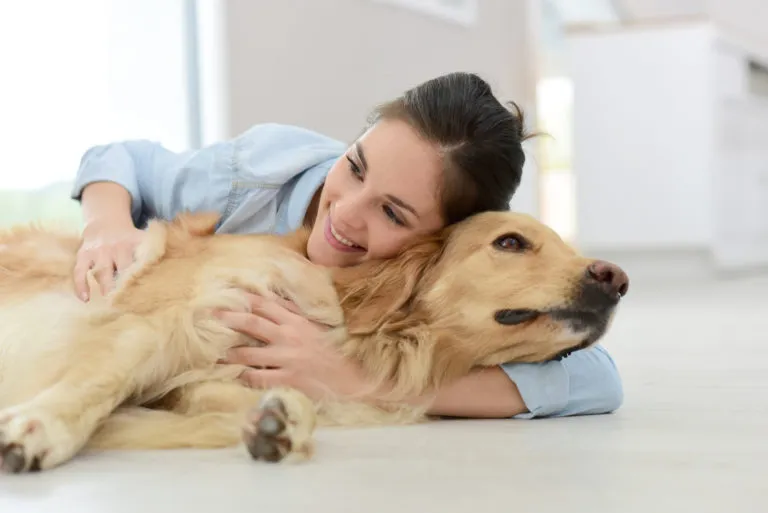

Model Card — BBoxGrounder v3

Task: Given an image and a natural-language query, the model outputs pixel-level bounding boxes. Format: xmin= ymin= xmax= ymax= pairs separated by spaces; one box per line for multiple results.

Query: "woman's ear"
xmin=331 ymin=234 xmax=446 ymax=335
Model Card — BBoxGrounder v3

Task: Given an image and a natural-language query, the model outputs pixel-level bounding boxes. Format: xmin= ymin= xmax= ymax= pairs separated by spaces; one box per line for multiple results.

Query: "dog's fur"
xmin=0 ymin=210 xmax=627 ymax=472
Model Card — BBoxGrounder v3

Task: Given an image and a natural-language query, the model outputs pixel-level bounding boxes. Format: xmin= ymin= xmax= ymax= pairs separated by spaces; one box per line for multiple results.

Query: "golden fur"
xmin=0 ymin=210 xmax=627 ymax=472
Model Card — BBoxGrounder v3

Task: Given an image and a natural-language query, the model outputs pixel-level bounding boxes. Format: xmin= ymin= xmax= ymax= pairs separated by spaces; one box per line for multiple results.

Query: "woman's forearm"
xmin=425 ymin=367 xmax=528 ymax=418
xmin=80 ymin=181 xmax=135 ymax=230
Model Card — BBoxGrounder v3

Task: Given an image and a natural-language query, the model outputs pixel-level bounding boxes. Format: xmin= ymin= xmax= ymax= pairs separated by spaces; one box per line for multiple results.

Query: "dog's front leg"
xmin=88 ymin=381 xmax=318 ymax=463
xmin=0 ymin=319 xmax=159 ymax=473
xmin=173 ymin=380 xmax=319 ymax=463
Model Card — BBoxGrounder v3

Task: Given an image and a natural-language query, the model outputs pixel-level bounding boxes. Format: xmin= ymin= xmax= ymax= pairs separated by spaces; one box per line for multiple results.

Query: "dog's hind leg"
xmin=89 ymin=382 xmax=318 ymax=464
xmin=241 ymin=387 xmax=318 ymax=463
xmin=86 ymin=408 xmax=245 ymax=451
xmin=0 ymin=320 xmax=162 ymax=473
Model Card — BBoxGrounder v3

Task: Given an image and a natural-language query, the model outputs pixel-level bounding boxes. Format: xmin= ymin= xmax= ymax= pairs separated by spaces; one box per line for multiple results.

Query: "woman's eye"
xmin=493 ymin=233 xmax=527 ymax=251
xmin=383 ymin=206 xmax=405 ymax=226
xmin=346 ymin=156 xmax=362 ymax=178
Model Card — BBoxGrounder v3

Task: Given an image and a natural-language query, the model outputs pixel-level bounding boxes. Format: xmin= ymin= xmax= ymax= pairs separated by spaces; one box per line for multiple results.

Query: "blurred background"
xmin=1 ymin=0 xmax=767 ymax=280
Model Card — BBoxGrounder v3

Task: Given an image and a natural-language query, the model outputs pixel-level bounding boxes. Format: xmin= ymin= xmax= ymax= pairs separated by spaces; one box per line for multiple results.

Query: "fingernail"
xmin=81 ymin=293 xmax=89 ymax=301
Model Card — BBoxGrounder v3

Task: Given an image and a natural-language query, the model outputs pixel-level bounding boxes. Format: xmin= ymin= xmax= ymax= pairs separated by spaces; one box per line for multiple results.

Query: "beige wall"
xmin=216 ymin=0 xmax=535 ymax=142
xmin=197 ymin=0 xmax=539 ymax=215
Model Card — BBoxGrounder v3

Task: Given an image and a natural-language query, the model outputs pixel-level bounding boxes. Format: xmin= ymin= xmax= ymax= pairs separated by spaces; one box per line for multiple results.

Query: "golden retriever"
xmin=0 ymin=210 xmax=628 ymax=472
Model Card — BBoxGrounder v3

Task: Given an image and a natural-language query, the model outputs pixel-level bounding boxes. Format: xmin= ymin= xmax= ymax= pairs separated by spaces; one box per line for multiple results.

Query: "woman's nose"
xmin=333 ymin=196 xmax=366 ymax=230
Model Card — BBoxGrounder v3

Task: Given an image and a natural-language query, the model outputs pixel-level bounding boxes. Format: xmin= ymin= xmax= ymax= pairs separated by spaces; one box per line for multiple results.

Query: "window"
xmin=0 ymin=0 xmax=194 ymax=229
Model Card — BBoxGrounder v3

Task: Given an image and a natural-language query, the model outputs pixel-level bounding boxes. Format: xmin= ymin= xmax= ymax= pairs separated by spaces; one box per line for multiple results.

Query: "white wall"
xmin=196 ymin=0 xmax=539 ymax=217
xmin=709 ymin=0 xmax=768 ymax=61
xmin=567 ymin=19 xmax=768 ymax=272
xmin=710 ymin=40 xmax=768 ymax=270
xmin=567 ymin=22 xmax=715 ymax=251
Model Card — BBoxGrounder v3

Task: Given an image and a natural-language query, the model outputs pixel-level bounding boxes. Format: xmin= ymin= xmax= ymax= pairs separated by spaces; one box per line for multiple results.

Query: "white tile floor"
xmin=1 ymin=270 xmax=767 ymax=513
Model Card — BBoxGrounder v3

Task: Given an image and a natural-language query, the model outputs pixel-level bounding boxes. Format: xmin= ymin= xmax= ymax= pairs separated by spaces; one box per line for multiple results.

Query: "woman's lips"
xmin=324 ymin=216 xmax=365 ymax=253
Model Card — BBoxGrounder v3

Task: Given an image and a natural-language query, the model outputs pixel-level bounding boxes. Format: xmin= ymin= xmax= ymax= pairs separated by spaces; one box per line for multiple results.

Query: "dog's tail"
xmin=85 ymin=407 xmax=243 ymax=451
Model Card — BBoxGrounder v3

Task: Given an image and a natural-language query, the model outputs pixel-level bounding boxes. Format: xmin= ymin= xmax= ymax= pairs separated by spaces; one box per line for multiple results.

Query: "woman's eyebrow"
xmin=385 ymin=194 xmax=420 ymax=219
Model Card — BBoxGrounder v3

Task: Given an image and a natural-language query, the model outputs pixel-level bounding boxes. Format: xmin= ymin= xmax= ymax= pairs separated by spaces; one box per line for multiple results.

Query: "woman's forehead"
xmin=357 ymin=120 xmax=440 ymax=183
xmin=356 ymin=120 xmax=443 ymax=220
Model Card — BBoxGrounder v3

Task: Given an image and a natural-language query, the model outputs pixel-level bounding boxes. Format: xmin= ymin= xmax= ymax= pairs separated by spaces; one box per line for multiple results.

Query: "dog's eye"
xmin=493 ymin=233 xmax=527 ymax=252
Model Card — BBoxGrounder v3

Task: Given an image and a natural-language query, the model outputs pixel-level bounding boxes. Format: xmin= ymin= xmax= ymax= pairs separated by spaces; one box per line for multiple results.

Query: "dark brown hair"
xmin=369 ymin=72 xmax=532 ymax=226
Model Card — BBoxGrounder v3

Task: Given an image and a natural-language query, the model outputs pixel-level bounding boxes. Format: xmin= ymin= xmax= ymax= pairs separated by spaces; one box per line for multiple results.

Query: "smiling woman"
xmin=305 ymin=118 xmax=446 ymax=267
xmin=69 ymin=71 xmax=624 ymax=421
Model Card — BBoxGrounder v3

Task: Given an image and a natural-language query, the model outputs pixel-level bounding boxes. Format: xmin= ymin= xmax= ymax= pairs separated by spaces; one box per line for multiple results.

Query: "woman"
xmin=70 ymin=72 xmax=623 ymax=419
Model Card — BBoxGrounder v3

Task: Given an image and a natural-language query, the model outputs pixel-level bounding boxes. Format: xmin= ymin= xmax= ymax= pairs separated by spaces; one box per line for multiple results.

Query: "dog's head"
xmin=336 ymin=210 xmax=628 ymax=372
xmin=423 ymin=211 xmax=629 ymax=365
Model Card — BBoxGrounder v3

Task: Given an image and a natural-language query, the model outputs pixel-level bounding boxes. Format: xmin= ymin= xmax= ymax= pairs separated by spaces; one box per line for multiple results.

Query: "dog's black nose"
xmin=587 ymin=260 xmax=629 ymax=298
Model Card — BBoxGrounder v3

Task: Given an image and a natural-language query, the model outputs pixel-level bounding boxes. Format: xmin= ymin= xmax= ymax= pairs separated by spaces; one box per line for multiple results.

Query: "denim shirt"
xmin=71 ymin=123 xmax=623 ymax=419
xmin=71 ymin=123 xmax=346 ymax=235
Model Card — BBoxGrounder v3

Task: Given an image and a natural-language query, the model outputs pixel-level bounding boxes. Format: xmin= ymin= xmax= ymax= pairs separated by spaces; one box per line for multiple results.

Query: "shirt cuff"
xmin=70 ymin=145 xmax=144 ymax=224
xmin=500 ymin=360 xmax=569 ymax=419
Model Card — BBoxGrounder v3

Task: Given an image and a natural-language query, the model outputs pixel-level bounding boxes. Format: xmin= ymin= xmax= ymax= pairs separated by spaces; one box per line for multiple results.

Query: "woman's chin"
xmin=306 ymin=223 xmax=365 ymax=267
xmin=307 ymin=237 xmax=356 ymax=267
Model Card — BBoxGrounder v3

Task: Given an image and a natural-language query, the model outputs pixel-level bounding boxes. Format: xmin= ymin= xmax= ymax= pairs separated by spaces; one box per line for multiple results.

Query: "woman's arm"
xmin=426 ymin=345 xmax=624 ymax=419
xmin=72 ymin=124 xmax=346 ymax=233
xmin=425 ymin=366 xmax=528 ymax=418
xmin=80 ymin=181 xmax=135 ymax=230
xmin=72 ymin=139 xmax=205 ymax=227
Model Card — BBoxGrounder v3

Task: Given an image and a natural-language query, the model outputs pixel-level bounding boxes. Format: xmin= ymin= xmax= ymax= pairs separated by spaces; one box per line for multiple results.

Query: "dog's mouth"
xmin=494 ymin=306 xmax=614 ymax=341
xmin=494 ymin=307 xmax=612 ymax=327
xmin=493 ymin=309 xmax=540 ymax=325
xmin=494 ymin=307 xmax=615 ymax=360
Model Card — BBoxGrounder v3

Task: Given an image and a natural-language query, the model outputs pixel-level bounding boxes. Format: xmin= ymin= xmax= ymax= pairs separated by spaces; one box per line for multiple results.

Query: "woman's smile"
xmin=324 ymin=215 xmax=365 ymax=253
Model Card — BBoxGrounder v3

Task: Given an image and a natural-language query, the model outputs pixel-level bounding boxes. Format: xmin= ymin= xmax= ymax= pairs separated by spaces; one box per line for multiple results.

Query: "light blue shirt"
xmin=71 ymin=123 xmax=623 ymax=419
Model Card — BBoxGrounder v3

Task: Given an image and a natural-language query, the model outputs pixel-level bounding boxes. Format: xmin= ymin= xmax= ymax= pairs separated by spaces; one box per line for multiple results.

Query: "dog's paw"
xmin=241 ymin=389 xmax=316 ymax=463
xmin=0 ymin=408 xmax=73 ymax=473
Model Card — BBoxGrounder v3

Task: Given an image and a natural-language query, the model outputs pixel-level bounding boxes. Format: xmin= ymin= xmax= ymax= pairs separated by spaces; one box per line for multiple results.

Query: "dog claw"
xmin=257 ymin=414 xmax=284 ymax=436
xmin=0 ymin=408 xmax=67 ymax=473
xmin=0 ymin=444 xmax=26 ymax=473
xmin=243 ymin=397 xmax=292 ymax=463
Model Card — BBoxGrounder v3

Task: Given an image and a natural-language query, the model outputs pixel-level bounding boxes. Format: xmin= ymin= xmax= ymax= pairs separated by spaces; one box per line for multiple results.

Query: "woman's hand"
xmin=217 ymin=293 xmax=373 ymax=401
xmin=74 ymin=221 xmax=145 ymax=301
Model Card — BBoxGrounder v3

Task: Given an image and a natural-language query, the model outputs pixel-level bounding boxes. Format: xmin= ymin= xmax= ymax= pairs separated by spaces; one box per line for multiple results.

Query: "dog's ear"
xmin=331 ymin=233 xmax=446 ymax=335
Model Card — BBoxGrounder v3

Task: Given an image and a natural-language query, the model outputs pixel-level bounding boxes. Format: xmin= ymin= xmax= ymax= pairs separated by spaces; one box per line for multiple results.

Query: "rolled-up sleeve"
xmin=500 ymin=345 xmax=624 ymax=419
xmin=70 ymin=124 xmax=346 ymax=233
xmin=70 ymin=139 xmax=232 ymax=228
xmin=71 ymin=141 xmax=153 ymax=224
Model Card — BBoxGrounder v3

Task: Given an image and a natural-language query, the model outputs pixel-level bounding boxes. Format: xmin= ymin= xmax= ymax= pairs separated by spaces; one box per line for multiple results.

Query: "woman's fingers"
xmin=72 ymin=225 xmax=145 ymax=302
xmin=226 ymin=346 xmax=287 ymax=369
xmin=245 ymin=293 xmax=304 ymax=325
xmin=217 ymin=310 xmax=283 ymax=344
xmin=92 ymin=256 xmax=117 ymax=296
xmin=73 ymin=254 xmax=94 ymax=301
xmin=114 ymin=248 xmax=135 ymax=275
xmin=73 ymin=252 xmax=114 ymax=301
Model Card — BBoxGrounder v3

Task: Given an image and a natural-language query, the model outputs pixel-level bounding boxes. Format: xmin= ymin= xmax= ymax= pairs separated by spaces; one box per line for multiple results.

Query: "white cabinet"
xmin=567 ymin=20 xmax=768 ymax=271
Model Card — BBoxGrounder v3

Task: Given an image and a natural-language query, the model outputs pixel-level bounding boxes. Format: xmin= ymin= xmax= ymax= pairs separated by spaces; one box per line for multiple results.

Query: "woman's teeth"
xmin=330 ymin=223 xmax=360 ymax=249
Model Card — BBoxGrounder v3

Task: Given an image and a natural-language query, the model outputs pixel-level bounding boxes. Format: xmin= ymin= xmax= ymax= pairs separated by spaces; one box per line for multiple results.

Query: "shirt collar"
xmin=281 ymin=156 xmax=337 ymax=233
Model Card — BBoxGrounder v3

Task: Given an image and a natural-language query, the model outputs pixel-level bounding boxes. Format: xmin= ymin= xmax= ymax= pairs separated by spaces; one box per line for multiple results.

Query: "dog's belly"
xmin=0 ymin=290 xmax=89 ymax=407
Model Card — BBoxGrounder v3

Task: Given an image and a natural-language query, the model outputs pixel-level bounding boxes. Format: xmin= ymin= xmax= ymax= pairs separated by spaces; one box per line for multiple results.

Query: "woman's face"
xmin=306 ymin=118 xmax=445 ymax=268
